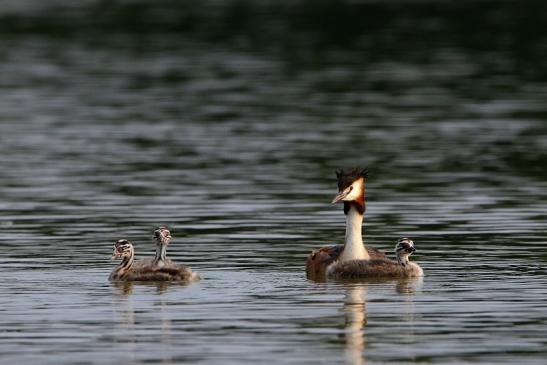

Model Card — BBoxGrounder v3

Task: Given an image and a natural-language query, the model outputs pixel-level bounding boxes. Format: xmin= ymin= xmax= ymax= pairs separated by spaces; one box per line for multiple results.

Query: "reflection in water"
xmin=110 ymin=282 xmax=176 ymax=364
xmin=395 ymin=277 xmax=423 ymax=295
xmin=112 ymin=281 xmax=186 ymax=296
xmin=111 ymin=282 xmax=137 ymax=362
xmin=112 ymin=281 xmax=134 ymax=296
xmin=342 ymin=278 xmax=423 ymax=365
xmin=343 ymin=285 xmax=367 ymax=365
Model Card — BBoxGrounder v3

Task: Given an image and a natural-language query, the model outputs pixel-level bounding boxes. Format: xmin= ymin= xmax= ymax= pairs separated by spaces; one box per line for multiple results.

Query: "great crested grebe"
xmin=327 ymin=238 xmax=423 ymax=279
xmin=109 ymin=237 xmax=200 ymax=282
xmin=306 ymin=168 xmax=387 ymax=279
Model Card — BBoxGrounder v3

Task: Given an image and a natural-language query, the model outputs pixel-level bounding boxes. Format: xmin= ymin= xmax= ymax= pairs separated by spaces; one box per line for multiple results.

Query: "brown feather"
xmin=110 ymin=258 xmax=200 ymax=282
xmin=306 ymin=245 xmax=387 ymax=281
xmin=111 ymin=264 xmax=199 ymax=282
xmin=328 ymin=259 xmax=423 ymax=279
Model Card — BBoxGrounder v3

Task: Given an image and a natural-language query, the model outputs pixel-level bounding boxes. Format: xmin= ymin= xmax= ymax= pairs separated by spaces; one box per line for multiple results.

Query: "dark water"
xmin=1 ymin=1 xmax=546 ymax=364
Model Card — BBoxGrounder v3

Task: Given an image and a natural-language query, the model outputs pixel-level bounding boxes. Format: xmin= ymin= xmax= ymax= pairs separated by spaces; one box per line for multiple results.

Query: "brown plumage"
xmin=112 ymin=266 xmax=199 ymax=282
xmin=327 ymin=258 xmax=422 ymax=279
xmin=109 ymin=239 xmax=200 ymax=282
xmin=306 ymin=245 xmax=387 ymax=281
xmin=314 ymin=238 xmax=424 ymax=280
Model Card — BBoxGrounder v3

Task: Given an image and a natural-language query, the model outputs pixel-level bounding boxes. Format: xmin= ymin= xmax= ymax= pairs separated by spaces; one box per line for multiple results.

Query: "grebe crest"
xmin=332 ymin=168 xmax=368 ymax=215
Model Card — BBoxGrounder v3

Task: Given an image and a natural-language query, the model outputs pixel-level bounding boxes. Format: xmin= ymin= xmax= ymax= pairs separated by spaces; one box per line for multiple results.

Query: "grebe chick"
xmin=327 ymin=238 xmax=424 ymax=279
xmin=306 ymin=168 xmax=387 ymax=280
xmin=109 ymin=239 xmax=199 ymax=282
xmin=152 ymin=225 xmax=172 ymax=268
xmin=151 ymin=226 xmax=200 ymax=280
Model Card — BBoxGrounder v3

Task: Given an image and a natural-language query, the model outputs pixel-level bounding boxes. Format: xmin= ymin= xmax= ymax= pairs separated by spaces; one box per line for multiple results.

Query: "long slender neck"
xmin=153 ymin=242 xmax=167 ymax=267
xmin=339 ymin=204 xmax=369 ymax=262
xmin=115 ymin=251 xmax=134 ymax=276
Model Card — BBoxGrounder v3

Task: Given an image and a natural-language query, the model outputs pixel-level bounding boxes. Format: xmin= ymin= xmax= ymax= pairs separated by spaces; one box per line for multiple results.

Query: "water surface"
xmin=0 ymin=1 xmax=546 ymax=364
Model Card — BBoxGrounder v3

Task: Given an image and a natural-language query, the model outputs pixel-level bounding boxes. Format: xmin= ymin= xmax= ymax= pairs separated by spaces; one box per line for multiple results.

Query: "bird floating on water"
xmin=326 ymin=237 xmax=423 ymax=279
xmin=306 ymin=168 xmax=423 ymax=280
xmin=109 ymin=226 xmax=200 ymax=282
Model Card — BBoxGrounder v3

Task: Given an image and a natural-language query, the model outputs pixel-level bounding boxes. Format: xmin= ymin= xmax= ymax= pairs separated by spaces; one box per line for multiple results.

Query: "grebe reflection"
xmin=340 ymin=277 xmax=423 ymax=365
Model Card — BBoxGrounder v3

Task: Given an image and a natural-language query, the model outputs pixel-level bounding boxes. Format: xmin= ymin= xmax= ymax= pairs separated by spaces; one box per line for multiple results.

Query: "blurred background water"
xmin=0 ymin=1 xmax=546 ymax=364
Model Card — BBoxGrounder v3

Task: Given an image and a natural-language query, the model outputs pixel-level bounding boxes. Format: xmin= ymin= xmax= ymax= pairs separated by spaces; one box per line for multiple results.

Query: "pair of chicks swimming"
xmin=110 ymin=226 xmax=200 ymax=282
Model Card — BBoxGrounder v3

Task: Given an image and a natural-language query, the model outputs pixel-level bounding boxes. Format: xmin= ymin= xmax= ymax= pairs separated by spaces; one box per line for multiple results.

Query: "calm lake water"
xmin=0 ymin=1 xmax=546 ymax=364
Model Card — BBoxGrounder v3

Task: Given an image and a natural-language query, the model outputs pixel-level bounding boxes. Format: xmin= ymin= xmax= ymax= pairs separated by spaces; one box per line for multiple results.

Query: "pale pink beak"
xmin=111 ymin=250 xmax=122 ymax=260
xmin=331 ymin=186 xmax=352 ymax=203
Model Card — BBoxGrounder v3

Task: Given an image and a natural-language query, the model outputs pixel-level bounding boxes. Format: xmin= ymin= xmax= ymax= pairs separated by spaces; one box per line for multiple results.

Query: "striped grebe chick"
xmin=152 ymin=225 xmax=171 ymax=268
xmin=109 ymin=239 xmax=200 ymax=282
xmin=150 ymin=226 xmax=200 ymax=281
xmin=306 ymin=168 xmax=386 ymax=280
xmin=327 ymin=238 xmax=423 ymax=279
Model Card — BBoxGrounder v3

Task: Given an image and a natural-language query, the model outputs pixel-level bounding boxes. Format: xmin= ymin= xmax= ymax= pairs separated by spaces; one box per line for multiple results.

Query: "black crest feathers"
xmin=335 ymin=167 xmax=368 ymax=215
xmin=335 ymin=167 xmax=369 ymax=191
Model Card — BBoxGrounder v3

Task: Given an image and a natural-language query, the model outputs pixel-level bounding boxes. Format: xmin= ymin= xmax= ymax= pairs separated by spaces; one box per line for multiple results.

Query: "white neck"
xmin=397 ymin=254 xmax=410 ymax=267
xmin=339 ymin=205 xmax=369 ymax=262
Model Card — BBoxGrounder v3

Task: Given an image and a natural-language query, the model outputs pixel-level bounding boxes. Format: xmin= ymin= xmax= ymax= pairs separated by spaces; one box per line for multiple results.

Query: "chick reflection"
xmin=342 ymin=284 xmax=367 ymax=365
xmin=112 ymin=281 xmax=134 ymax=296
xmin=111 ymin=281 xmax=176 ymax=295
xmin=111 ymin=281 xmax=136 ymax=350
xmin=110 ymin=282 xmax=176 ymax=363
xmin=395 ymin=277 xmax=423 ymax=295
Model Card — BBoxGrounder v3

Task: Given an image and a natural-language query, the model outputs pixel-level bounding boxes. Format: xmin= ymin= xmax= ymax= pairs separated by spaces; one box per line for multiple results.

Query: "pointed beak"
xmin=331 ymin=187 xmax=351 ymax=204
xmin=111 ymin=249 xmax=121 ymax=260
xmin=409 ymin=247 xmax=416 ymax=253
xmin=154 ymin=231 xmax=171 ymax=243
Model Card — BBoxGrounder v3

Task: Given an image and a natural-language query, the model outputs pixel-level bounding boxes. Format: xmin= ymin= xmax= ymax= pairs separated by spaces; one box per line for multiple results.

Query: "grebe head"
xmin=154 ymin=226 xmax=172 ymax=246
xmin=112 ymin=239 xmax=134 ymax=260
xmin=332 ymin=168 xmax=368 ymax=214
xmin=395 ymin=238 xmax=415 ymax=267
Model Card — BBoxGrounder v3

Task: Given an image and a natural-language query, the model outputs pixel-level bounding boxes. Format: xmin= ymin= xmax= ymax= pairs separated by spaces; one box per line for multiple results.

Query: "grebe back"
xmin=327 ymin=238 xmax=424 ymax=279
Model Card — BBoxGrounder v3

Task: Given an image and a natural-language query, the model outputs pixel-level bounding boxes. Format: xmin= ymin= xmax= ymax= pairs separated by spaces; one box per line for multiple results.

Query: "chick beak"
xmin=111 ymin=249 xmax=121 ymax=260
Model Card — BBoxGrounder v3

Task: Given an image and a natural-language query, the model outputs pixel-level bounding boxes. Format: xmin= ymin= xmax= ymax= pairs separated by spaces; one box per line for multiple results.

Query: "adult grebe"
xmin=109 ymin=239 xmax=200 ymax=282
xmin=327 ymin=238 xmax=424 ymax=279
xmin=306 ymin=168 xmax=386 ymax=279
